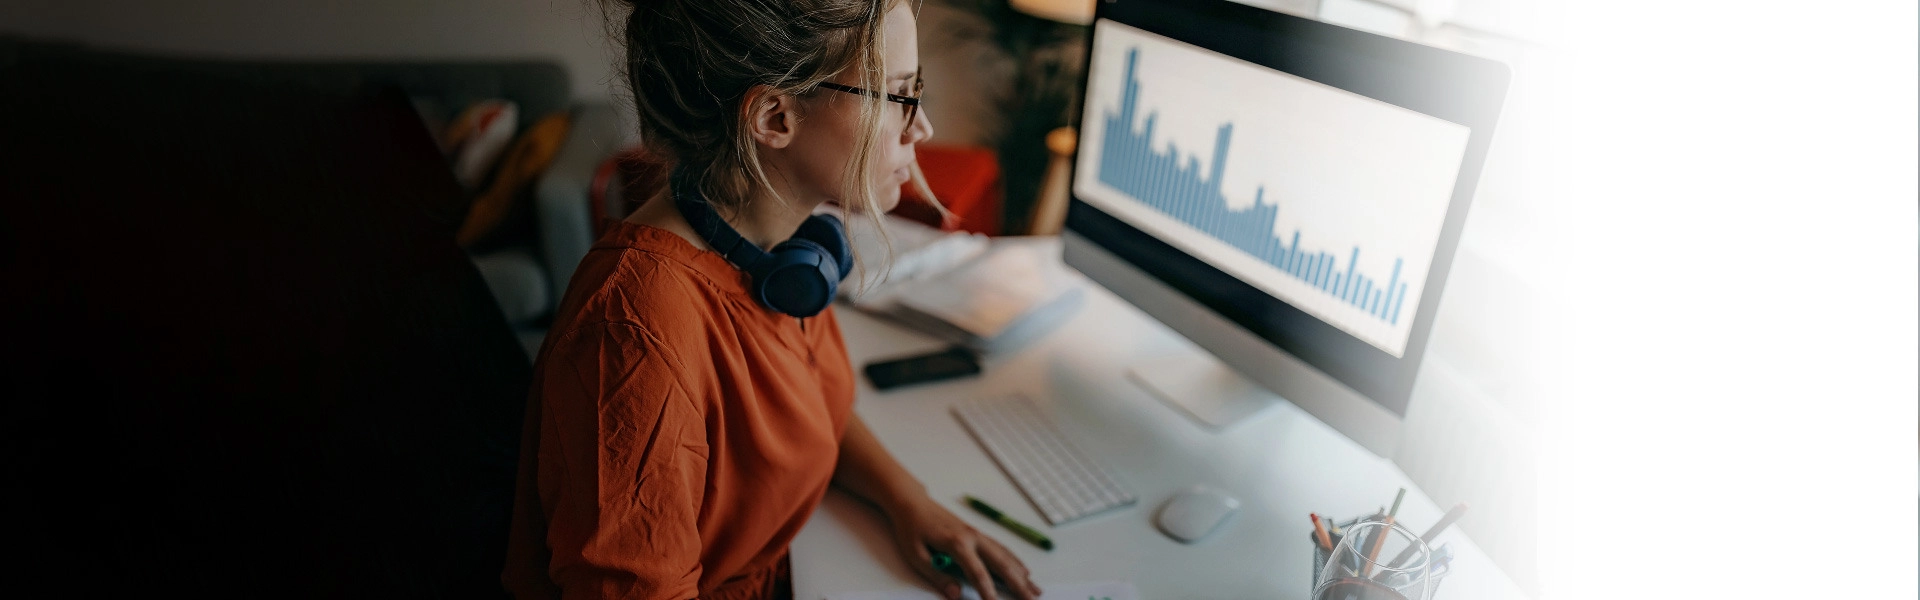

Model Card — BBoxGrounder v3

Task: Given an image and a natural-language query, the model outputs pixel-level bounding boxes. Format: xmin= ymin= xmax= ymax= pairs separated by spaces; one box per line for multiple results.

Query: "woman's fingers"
xmin=952 ymin=538 xmax=1002 ymax=600
xmin=901 ymin=538 xmax=963 ymax=600
xmin=976 ymin=537 xmax=1042 ymax=600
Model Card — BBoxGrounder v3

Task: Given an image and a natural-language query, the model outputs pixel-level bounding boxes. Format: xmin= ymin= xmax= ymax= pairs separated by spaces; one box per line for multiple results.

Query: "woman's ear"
xmin=744 ymin=84 xmax=799 ymax=149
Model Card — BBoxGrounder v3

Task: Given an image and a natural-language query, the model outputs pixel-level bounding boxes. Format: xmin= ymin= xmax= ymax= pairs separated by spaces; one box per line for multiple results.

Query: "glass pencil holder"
xmin=1309 ymin=516 xmax=1447 ymax=599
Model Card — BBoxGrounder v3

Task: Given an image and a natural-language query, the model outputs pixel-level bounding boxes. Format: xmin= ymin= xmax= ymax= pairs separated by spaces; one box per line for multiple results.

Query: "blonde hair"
xmin=605 ymin=0 xmax=939 ymax=252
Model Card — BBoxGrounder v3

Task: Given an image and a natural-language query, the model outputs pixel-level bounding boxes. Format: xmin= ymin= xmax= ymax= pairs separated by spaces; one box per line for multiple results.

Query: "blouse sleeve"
xmin=536 ymin=323 xmax=708 ymax=600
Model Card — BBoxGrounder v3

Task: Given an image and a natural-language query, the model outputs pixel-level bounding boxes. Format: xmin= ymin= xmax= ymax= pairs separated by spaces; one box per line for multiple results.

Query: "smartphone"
xmin=863 ymin=346 xmax=981 ymax=390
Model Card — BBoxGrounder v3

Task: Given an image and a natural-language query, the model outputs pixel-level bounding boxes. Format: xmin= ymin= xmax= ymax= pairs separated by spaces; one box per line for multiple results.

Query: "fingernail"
xmin=944 ymin=583 xmax=961 ymax=599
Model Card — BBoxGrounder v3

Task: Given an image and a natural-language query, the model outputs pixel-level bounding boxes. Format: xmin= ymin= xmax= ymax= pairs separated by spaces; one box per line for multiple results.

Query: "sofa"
xmin=0 ymin=36 xmax=624 ymax=598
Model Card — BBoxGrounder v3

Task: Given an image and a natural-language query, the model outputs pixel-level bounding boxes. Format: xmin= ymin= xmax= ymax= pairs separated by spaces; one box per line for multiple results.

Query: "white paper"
xmin=890 ymin=242 xmax=1076 ymax=339
xmin=837 ymin=210 xmax=991 ymax=308
xmin=827 ymin=580 xmax=1137 ymax=600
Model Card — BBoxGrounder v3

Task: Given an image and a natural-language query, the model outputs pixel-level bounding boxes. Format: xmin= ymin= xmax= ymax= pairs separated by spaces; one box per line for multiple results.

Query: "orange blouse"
xmin=504 ymin=219 xmax=856 ymax=600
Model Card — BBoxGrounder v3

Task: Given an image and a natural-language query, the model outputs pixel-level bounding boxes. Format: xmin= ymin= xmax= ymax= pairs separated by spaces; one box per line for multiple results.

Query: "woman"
xmin=502 ymin=2 xmax=1041 ymax=600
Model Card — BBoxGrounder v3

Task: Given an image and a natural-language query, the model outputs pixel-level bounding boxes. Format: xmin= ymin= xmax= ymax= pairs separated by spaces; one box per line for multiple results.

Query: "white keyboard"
xmin=951 ymin=395 xmax=1137 ymax=526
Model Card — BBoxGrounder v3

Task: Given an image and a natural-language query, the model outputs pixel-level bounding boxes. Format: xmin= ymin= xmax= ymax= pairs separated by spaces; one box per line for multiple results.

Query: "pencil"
xmin=1360 ymin=515 xmax=1393 ymax=578
xmin=1415 ymin=503 xmax=1469 ymax=545
xmin=1310 ymin=513 xmax=1333 ymax=551
xmin=1388 ymin=488 xmax=1406 ymax=518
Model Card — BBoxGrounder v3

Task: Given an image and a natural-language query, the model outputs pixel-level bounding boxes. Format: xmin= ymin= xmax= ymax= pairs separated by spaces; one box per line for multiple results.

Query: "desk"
xmin=793 ymin=243 xmax=1529 ymax=600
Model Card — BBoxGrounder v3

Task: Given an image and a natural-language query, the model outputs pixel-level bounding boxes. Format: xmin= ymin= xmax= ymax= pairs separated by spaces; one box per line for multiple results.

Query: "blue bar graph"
xmin=1097 ymin=47 xmax=1411 ymax=325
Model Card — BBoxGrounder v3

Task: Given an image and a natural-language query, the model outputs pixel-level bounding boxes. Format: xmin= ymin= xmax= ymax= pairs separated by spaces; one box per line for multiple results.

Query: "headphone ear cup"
xmin=761 ymin=238 xmax=837 ymax=317
xmin=793 ymin=214 xmax=853 ymax=283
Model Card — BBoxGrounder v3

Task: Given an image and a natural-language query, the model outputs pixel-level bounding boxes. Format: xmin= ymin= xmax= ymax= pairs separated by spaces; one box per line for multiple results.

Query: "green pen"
xmin=964 ymin=494 xmax=1054 ymax=551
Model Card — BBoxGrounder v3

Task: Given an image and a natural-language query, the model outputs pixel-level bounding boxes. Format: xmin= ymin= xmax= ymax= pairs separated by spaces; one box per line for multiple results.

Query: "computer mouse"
xmin=1153 ymin=486 xmax=1240 ymax=544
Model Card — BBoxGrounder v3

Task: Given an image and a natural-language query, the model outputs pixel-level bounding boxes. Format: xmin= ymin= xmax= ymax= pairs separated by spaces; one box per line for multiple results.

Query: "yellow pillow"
xmin=456 ymin=110 xmax=573 ymax=249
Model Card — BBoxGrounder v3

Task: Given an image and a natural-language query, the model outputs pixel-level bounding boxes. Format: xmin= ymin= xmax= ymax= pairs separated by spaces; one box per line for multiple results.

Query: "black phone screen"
xmin=863 ymin=346 xmax=981 ymax=390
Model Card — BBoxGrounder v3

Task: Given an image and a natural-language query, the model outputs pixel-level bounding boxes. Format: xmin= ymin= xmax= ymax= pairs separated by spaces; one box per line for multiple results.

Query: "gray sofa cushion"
xmin=471 ymin=249 xmax=553 ymax=327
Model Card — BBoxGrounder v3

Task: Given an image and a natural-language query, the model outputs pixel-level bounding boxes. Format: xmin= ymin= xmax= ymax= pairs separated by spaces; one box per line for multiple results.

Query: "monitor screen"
xmin=1076 ymin=20 xmax=1471 ymax=358
xmin=1065 ymin=0 xmax=1508 ymax=424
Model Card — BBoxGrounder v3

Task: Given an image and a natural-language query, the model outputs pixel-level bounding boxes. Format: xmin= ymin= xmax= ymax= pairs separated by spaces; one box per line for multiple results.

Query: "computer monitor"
xmin=1062 ymin=0 xmax=1509 ymax=456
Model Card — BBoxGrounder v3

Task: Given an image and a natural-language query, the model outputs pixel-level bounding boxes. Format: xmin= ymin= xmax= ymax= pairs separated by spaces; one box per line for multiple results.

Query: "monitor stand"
xmin=1127 ymin=353 xmax=1283 ymax=429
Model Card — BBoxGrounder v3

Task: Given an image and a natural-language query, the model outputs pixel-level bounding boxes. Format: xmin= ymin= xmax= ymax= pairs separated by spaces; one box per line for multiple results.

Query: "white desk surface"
xmin=793 ymin=244 xmax=1529 ymax=600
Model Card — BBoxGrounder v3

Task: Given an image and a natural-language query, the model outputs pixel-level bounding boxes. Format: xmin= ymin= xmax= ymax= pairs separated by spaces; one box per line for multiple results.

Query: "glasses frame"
xmin=815 ymin=67 xmax=923 ymax=125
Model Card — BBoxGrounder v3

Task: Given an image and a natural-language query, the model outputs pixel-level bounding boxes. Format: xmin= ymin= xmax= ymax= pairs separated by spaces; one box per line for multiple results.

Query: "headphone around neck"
xmin=670 ymin=165 xmax=852 ymax=318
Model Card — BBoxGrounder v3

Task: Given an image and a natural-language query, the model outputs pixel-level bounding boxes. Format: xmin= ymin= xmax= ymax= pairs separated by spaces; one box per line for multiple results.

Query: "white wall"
xmin=0 ymin=0 xmax=627 ymax=105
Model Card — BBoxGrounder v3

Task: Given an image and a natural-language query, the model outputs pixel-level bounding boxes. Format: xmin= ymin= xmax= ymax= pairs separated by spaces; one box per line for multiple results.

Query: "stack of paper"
xmin=838 ymin=212 xmax=992 ymax=308
xmin=834 ymin=213 xmax=1082 ymax=353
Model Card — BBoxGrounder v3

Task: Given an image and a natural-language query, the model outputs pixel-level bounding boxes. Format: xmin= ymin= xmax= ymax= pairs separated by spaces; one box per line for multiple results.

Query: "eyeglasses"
xmin=816 ymin=67 xmax=923 ymax=125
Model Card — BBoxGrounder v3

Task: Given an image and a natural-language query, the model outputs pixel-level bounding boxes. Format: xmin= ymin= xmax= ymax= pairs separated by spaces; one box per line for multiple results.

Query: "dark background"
xmin=2 ymin=40 xmax=530 ymax=598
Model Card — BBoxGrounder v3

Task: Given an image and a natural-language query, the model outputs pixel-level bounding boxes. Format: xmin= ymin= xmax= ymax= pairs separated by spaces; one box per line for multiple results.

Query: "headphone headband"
xmin=670 ymin=165 xmax=768 ymax=270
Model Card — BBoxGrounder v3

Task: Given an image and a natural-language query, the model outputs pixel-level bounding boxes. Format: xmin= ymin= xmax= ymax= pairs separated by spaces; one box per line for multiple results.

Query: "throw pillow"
xmin=456 ymin=109 xmax=573 ymax=249
xmin=443 ymin=99 xmax=518 ymax=193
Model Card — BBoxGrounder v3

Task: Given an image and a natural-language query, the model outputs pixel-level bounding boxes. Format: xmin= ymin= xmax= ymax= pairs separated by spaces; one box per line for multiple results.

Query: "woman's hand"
xmin=884 ymin=494 xmax=1042 ymax=600
xmin=831 ymin=416 xmax=1038 ymax=599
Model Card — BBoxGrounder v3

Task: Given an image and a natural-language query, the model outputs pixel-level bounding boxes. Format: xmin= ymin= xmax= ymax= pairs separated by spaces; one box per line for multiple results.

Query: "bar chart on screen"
xmin=1072 ymin=22 xmax=1473 ymax=356
xmin=1098 ymin=50 xmax=1411 ymax=327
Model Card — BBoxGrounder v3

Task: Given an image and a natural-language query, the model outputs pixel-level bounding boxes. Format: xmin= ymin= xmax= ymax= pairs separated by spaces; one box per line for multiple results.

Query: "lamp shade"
xmin=1009 ymin=0 xmax=1094 ymax=25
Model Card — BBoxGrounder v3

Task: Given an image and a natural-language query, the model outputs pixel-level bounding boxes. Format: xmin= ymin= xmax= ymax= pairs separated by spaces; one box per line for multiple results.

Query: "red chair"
xmin=893 ymin=143 xmax=1004 ymax=236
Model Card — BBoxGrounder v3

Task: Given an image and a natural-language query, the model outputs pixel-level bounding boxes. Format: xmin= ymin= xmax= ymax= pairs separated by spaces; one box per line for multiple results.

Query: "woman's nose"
xmin=905 ymin=106 xmax=934 ymax=144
